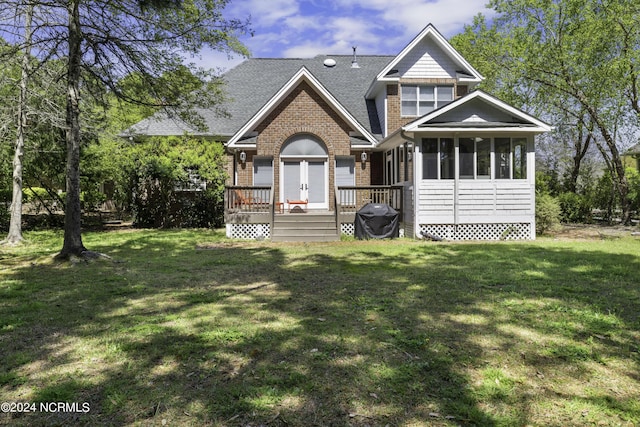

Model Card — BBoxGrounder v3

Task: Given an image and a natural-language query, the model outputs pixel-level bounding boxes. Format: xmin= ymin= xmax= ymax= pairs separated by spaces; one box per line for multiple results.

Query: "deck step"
xmin=271 ymin=212 xmax=339 ymax=242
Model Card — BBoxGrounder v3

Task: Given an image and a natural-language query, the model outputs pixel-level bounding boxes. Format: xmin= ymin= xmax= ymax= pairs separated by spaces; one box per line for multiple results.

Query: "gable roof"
xmin=125 ymin=55 xmax=393 ymax=141
xmin=366 ymin=24 xmax=483 ymax=98
xmin=377 ymin=90 xmax=552 ymax=150
xmin=227 ymin=66 xmax=378 ymax=148
xmin=403 ymin=90 xmax=552 ymax=133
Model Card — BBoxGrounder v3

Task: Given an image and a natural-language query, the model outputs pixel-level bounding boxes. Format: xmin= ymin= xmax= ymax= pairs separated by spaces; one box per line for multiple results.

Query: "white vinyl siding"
xmin=417 ymin=181 xmax=455 ymax=224
xmin=416 ymin=136 xmax=535 ymax=233
xmin=417 ymin=181 xmax=534 ymax=225
xmin=396 ymin=38 xmax=459 ymax=78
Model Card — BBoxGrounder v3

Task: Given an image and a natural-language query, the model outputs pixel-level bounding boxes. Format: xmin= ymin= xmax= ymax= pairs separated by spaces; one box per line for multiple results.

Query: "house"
xmin=624 ymin=142 xmax=640 ymax=171
xmin=128 ymin=24 xmax=551 ymax=241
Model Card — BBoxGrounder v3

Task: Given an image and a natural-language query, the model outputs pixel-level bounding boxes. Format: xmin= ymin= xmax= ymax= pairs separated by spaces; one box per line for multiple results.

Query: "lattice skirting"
xmin=226 ymin=223 xmax=271 ymax=240
xmin=419 ymin=223 xmax=532 ymax=241
xmin=226 ymin=222 xmax=529 ymax=241
xmin=341 ymin=223 xmax=355 ymax=236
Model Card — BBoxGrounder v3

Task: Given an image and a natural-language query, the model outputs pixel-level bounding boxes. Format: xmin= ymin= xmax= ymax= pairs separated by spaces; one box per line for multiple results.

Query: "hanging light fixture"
xmin=239 ymin=151 xmax=246 ymax=163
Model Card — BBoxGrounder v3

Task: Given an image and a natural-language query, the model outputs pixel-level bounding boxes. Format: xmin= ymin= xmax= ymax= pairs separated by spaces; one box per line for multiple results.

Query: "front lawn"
xmin=1 ymin=229 xmax=639 ymax=426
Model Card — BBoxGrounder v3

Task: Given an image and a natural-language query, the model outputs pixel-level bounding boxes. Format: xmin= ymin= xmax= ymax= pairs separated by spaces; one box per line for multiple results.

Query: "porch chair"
xmin=233 ymin=189 xmax=259 ymax=208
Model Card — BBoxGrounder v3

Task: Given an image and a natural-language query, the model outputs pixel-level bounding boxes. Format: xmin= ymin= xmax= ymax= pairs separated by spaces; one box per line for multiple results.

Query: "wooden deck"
xmin=224 ymin=185 xmax=404 ymax=240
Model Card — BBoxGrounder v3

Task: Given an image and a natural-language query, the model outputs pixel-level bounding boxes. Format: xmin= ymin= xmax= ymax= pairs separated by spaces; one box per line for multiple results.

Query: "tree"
xmin=1 ymin=2 xmax=33 ymax=245
xmin=452 ymin=1 xmax=640 ymax=224
xmin=1 ymin=0 xmax=250 ymax=259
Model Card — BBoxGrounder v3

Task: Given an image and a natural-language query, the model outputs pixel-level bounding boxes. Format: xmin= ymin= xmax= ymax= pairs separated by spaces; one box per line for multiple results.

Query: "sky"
xmin=188 ymin=0 xmax=494 ymax=72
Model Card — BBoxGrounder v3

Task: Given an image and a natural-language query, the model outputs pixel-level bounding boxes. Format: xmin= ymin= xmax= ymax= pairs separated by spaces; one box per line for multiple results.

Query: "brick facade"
xmin=232 ymin=81 xmax=371 ymax=209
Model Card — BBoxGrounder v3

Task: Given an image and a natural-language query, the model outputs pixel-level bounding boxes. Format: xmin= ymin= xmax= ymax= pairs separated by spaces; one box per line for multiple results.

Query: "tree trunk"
xmin=577 ymin=94 xmax=632 ymax=225
xmin=3 ymin=2 xmax=33 ymax=246
xmin=565 ymin=117 xmax=593 ymax=194
xmin=56 ymin=0 xmax=87 ymax=259
xmin=6 ymin=132 xmax=25 ymax=245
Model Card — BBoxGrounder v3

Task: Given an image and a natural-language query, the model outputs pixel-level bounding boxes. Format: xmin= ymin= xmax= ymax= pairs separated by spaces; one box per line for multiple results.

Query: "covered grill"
xmin=354 ymin=203 xmax=399 ymax=239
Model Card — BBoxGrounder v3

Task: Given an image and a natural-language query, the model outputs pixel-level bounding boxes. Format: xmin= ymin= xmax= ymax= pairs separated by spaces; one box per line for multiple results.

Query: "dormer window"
xmin=401 ymin=85 xmax=454 ymax=116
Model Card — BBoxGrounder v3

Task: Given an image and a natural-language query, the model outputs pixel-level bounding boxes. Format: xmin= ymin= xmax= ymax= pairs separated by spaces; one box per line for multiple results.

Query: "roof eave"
xmin=411 ymin=126 xmax=551 ymax=133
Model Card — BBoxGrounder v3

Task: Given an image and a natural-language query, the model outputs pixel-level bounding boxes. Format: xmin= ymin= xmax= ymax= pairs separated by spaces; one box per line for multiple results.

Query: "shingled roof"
xmin=126 ymin=55 xmax=394 ymax=141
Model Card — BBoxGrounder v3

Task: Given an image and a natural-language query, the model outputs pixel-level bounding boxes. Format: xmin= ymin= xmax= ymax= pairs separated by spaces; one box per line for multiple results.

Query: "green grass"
xmin=1 ymin=228 xmax=639 ymax=426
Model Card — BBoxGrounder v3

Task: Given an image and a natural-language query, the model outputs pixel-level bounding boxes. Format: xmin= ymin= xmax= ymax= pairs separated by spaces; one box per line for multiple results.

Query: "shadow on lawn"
xmin=1 ymin=234 xmax=639 ymax=426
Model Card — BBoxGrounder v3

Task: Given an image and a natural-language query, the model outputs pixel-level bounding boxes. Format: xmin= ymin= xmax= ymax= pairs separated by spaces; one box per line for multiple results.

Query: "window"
xmin=495 ymin=138 xmax=511 ymax=179
xmin=281 ymin=134 xmax=327 ymax=156
xmin=513 ymin=138 xmax=527 ymax=179
xmin=477 ymin=139 xmax=491 ymax=178
xmin=494 ymin=138 xmax=528 ymax=179
xmin=335 ymin=157 xmax=355 ymax=186
xmin=401 ymin=85 xmax=454 ymax=116
xmin=423 ymin=137 xmax=527 ymax=180
xmin=422 ymin=139 xmax=438 ymax=179
xmin=336 ymin=157 xmax=355 ymax=205
xmin=253 ymin=157 xmax=273 ymax=186
xmin=459 ymin=137 xmax=490 ymax=179
xmin=422 ymin=138 xmax=453 ymax=180
xmin=459 ymin=138 xmax=474 ymax=179
xmin=440 ymin=139 xmax=454 ymax=179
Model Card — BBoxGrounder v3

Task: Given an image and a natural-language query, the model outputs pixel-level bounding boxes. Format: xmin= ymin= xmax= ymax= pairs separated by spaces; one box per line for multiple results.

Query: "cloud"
xmin=282 ymin=16 xmax=384 ymax=57
xmin=228 ymin=0 xmax=300 ymax=27
xmin=377 ymin=0 xmax=493 ymax=37
xmin=185 ymin=48 xmax=247 ymax=73
xmin=202 ymin=0 xmax=494 ymax=66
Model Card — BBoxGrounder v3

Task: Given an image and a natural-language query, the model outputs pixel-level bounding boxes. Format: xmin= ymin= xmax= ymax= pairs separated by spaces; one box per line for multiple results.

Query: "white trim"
xmin=383 ymin=96 xmax=388 ymax=137
xmin=409 ymin=127 xmax=547 ymax=133
xmin=403 ymin=90 xmax=553 ymax=133
xmin=227 ymin=66 xmax=377 ymax=148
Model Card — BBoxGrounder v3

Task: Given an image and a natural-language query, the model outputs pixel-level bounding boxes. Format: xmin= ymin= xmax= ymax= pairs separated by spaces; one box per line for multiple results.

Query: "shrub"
xmin=22 ymin=187 xmax=63 ymax=214
xmin=557 ymin=192 xmax=592 ymax=223
xmin=23 ymin=187 xmax=50 ymax=203
xmin=592 ymin=172 xmax=618 ymax=223
xmin=80 ymin=187 xmax=107 ymax=212
xmin=626 ymin=167 xmax=640 ymax=216
xmin=128 ymin=136 xmax=227 ymax=228
xmin=536 ymin=193 xmax=561 ymax=235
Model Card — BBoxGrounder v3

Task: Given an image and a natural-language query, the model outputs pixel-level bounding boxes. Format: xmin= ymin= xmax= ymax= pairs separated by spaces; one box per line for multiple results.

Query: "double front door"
xmin=281 ymin=159 xmax=328 ymax=209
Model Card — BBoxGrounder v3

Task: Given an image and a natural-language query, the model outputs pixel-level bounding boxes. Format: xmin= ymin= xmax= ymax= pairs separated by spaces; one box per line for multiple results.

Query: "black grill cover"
xmin=354 ymin=203 xmax=399 ymax=239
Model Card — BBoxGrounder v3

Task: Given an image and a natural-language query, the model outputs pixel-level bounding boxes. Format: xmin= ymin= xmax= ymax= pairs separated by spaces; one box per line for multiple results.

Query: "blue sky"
xmin=189 ymin=0 xmax=494 ymax=72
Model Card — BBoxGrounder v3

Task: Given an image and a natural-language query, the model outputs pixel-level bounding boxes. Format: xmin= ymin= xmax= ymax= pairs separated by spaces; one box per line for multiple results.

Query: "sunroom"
xmin=381 ymin=90 xmax=552 ymax=240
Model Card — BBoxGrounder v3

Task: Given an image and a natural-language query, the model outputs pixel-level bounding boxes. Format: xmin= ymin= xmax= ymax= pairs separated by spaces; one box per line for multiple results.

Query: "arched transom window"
xmin=280 ymin=134 xmax=328 ymax=157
